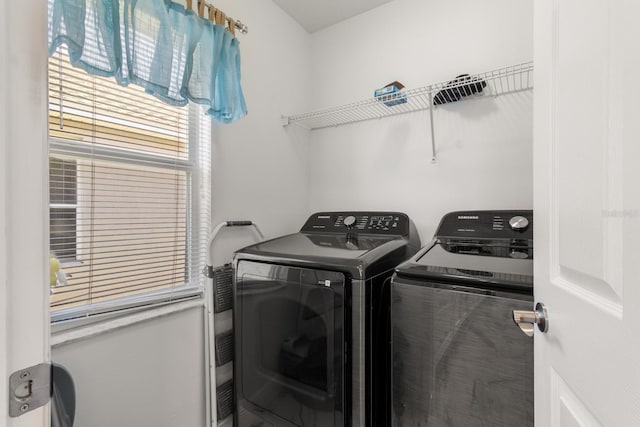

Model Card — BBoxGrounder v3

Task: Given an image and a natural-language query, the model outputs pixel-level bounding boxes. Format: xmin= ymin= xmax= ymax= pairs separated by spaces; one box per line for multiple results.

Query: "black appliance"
xmin=391 ymin=210 xmax=534 ymax=427
xmin=233 ymin=211 xmax=420 ymax=427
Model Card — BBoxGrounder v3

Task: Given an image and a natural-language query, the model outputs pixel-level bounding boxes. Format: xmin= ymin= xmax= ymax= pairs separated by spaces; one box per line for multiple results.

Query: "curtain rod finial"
xmin=235 ymin=20 xmax=248 ymax=35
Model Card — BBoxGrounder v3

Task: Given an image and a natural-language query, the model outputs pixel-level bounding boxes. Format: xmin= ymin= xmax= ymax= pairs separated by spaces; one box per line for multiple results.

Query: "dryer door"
xmin=235 ymin=260 xmax=346 ymax=427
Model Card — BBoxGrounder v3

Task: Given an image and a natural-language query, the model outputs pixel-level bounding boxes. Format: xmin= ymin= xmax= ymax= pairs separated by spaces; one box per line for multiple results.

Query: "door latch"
xmin=512 ymin=302 xmax=549 ymax=337
xmin=9 ymin=363 xmax=50 ymax=417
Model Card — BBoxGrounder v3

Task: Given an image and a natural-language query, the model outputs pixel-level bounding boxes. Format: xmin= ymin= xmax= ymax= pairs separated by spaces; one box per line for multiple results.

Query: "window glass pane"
xmin=50 ymin=158 xmax=77 ymax=204
xmin=50 ymin=207 xmax=77 ymax=261
xmin=50 ymin=159 xmax=189 ymax=310
xmin=48 ymin=47 xmax=211 ymax=314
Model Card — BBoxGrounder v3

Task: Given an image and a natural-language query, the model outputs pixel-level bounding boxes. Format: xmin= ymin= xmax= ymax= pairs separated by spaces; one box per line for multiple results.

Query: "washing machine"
xmin=233 ymin=211 xmax=420 ymax=427
xmin=391 ymin=210 xmax=534 ymax=427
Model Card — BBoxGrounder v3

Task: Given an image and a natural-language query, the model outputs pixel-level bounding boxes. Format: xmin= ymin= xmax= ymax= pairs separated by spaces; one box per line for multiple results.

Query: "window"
xmin=49 ymin=158 xmax=78 ymax=261
xmin=48 ymin=47 xmax=211 ymax=315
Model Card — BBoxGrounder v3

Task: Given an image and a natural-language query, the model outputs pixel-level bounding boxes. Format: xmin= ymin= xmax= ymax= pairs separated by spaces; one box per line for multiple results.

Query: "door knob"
xmin=512 ymin=302 xmax=548 ymax=337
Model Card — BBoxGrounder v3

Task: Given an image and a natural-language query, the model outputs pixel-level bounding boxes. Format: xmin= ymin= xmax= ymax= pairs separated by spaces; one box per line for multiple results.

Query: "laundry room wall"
xmin=306 ymin=0 xmax=534 ymax=242
xmin=52 ymin=306 xmax=207 ymax=427
xmin=209 ymin=0 xmax=313 ymax=256
xmin=199 ymin=7 xmax=313 ymax=425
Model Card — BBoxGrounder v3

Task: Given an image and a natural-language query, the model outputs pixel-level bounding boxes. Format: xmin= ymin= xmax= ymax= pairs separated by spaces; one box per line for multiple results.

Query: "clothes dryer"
xmin=233 ymin=211 xmax=420 ymax=427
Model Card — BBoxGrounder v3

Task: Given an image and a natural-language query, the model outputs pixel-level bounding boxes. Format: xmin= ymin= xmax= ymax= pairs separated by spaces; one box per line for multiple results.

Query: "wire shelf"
xmin=283 ymin=61 xmax=534 ymax=131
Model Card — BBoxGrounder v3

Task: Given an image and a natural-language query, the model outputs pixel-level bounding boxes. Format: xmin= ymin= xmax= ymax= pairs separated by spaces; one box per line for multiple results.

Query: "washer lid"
xmin=396 ymin=241 xmax=533 ymax=292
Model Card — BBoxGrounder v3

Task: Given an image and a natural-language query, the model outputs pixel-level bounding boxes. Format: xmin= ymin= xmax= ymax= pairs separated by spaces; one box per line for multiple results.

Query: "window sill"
xmin=51 ymin=286 xmax=206 ymax=342
xmin=51 ymin=296 xmax=206 ymax=348
xmin=58 ymin=259 xmax=84 ymax=268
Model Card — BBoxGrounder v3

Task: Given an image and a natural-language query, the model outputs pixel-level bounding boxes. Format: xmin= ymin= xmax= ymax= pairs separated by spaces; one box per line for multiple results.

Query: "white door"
xmin=533 ymin=0 xmax=640 ymax=425
xmin=1 ymin=0 xmax=51 ymax=426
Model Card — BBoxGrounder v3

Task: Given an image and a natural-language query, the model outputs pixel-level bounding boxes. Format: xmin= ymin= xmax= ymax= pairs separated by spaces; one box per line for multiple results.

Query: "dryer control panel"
xmin=301 ymin=211 xmax=411 ymax=236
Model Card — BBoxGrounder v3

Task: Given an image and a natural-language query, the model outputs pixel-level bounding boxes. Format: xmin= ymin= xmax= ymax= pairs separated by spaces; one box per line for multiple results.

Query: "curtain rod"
xmin=184 ymin=0 xmax=248 ymax=35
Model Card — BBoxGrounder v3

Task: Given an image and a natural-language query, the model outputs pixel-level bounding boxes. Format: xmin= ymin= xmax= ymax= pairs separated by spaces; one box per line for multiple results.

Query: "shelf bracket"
xmin=428 ymin=93 xmax=437 ymax=163
xmin=281 ymin=115 xmax=290 ymax=127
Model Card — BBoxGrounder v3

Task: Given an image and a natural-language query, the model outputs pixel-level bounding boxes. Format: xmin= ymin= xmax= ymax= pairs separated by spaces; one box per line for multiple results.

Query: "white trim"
xmin=2 ymin=0 xmax=50 ymax=425
xmin=49 ymin=137 xmax=195 ymax=171
xmin=51 ymin=298 xmax=206 ymax=348
xmin=1 ymin=0 xmax=9 ymax=417
xmin=51 ymin=286 xmax=204 ymax=323
xmin=204 ymin=284 xmax=215 ymax=427
xmin=49 ymin=203 xmax=78 ymax=209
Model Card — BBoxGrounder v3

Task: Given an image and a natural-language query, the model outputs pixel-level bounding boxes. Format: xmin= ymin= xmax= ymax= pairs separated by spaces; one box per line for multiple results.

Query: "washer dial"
xmin=509 ymin=216 xmax=530 ymax=231
xmin=343 ymin=215 xmax=357 ymax=228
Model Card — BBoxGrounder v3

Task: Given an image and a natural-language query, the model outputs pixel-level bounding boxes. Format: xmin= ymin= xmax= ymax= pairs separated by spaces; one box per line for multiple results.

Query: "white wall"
xmin=199 ymin=9 xmax=314 ymax=421
xmin=308 ymin=0 xmax=534 ymax=241
xmin=209 ymin=0 xmax=313 ymax=245
xmin=196 ymin=3 xmax=314 ymax=425
xmin=52 ymin=307 xmax=206 ymax=427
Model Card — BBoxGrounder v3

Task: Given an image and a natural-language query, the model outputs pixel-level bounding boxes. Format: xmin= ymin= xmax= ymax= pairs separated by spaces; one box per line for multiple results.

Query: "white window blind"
xmin=48 ymin=46 xmax=211 ymax=316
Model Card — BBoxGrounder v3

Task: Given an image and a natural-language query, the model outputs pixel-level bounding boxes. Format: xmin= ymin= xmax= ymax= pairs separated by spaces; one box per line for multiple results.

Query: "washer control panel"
xmin=301 ymin=211 xmax=410 ymax=236
xmin=436 ymin=210 xmax=534 ymax=240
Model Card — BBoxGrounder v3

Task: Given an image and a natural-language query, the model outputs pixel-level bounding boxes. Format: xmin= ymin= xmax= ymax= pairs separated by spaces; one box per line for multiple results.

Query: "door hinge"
xmin=9 ymin=363 xmax=51 ymax=417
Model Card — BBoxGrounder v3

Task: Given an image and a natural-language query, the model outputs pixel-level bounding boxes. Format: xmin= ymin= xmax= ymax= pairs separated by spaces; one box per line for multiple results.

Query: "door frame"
xmin=1 ymin=51 xmax=9 ymax=424
xmin=1 ymin=0 xmax=51 ymax=425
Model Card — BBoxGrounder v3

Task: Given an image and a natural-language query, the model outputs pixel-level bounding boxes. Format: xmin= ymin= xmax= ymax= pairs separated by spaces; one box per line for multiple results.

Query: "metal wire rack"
xmin=282 ymin=61 xmax=533 ymax=161
xmin=283 ymin=62 xmax=533 ymax=130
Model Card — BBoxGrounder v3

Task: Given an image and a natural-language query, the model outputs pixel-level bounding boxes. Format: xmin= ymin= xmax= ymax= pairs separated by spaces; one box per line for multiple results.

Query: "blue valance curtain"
xmin=48 ymin=0 xmax=247 ymax=123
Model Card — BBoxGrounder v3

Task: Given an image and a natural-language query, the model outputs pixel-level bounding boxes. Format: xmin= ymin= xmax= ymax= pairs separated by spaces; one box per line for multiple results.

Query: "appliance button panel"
xmin=301 ymin=212 xmax=409 ymax=235
xmin=334 ymin=215 xmax=369 ymax=230
xmin=436 ymin=211 xmax=533 ymax=240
